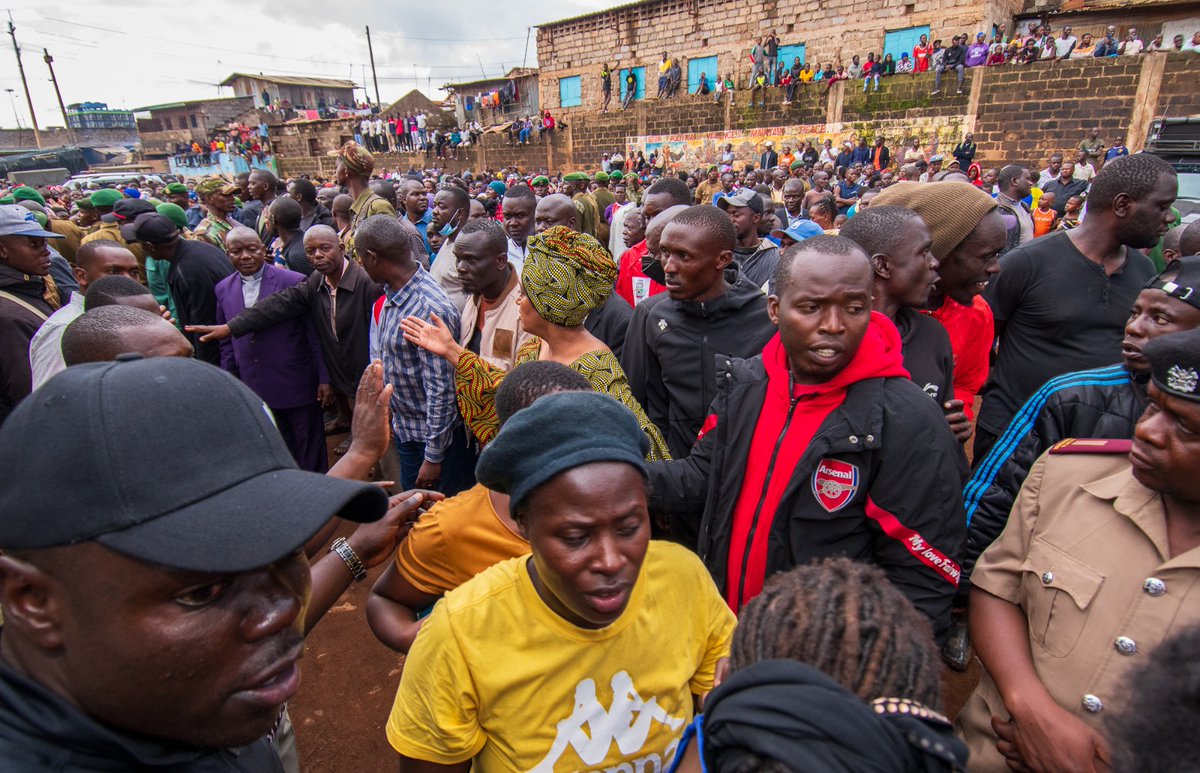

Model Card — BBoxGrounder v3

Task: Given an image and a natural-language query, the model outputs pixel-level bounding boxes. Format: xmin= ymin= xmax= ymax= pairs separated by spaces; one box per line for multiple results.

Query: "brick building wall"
xmin=535 ymin=0 xmax=1026 ymax=114
xmin=0 ymin=126 xmax=138 ymax=150
xmin=270 ymin=56 xmax=1200 ymax=177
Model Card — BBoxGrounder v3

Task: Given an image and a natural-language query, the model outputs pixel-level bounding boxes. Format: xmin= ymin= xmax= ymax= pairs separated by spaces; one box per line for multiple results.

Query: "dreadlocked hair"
xmin=730 ymin=557 xmax=944 ymax=710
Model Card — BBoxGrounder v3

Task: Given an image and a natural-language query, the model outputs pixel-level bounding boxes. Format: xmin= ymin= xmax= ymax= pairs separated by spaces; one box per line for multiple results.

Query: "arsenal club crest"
xmin=812 ymin=459 xmax=859 ymax=512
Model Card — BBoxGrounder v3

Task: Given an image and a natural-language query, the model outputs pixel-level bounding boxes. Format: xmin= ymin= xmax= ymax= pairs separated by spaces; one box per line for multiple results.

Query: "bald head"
xmin=646 ymin=205 xmax=689 ymax=256
xmin=331 ymin=194 xmax=353 ymax=218
xmin=62 ymin=306 xmax=192 ymax=366
xmin=534 ymin=194 xmax=577 ymax=233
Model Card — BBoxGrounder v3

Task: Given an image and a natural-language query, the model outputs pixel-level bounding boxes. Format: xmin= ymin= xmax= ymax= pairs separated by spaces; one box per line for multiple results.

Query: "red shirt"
xmin=615 ymin=240 xmax=666 ymax=306
xmin=925 ymin=294 xmax=993 ymax=419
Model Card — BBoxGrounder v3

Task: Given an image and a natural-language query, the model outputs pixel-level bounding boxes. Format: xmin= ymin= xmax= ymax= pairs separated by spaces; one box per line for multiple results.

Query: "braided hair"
xmin=730 ymin=557 xmax=944 ymax=709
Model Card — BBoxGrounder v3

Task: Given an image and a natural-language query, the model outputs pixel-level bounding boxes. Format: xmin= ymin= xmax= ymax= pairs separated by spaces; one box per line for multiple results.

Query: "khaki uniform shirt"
xmin=80 ymin=222 xmax=146 ymax=273
xmin=47 ymin=219 xmax=85 ymax=263
xmin=957 ymin=449 xmax=1200 ymax=771
xmin=344 ymin=189 xmax=396 ymax=262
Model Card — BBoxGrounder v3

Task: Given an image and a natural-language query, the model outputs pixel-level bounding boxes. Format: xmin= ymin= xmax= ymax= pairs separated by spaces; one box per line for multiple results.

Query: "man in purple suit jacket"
xmin=214 ymin=228 xmax=330 ymax=472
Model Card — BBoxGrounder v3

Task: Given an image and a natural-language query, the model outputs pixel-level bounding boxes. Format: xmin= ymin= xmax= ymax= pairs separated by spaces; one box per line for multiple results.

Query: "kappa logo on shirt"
xmin=812 ymin=458 xmax=859 ymax=512
xmin=529 ymin=671 xmax=685 ymax=773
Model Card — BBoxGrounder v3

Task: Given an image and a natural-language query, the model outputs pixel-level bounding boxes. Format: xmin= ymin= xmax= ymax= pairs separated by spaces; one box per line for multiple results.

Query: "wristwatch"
xmin=330 ymin=537 xmax=367 ymax=582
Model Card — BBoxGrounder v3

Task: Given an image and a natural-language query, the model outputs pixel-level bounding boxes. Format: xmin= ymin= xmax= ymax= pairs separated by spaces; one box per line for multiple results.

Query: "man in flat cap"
xmin=959 ymin=324 xmax=1200 ymax=772
xmin=330 ymin=140 xmax=395 ymax=262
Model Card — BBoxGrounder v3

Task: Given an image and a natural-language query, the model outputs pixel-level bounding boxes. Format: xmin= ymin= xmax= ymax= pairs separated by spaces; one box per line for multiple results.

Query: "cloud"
xmin=0 ymin=0 xmax=617 ymax=130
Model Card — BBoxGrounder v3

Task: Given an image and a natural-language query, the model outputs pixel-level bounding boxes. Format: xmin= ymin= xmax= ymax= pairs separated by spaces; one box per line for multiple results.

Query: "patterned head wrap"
xmin=194 ymin=177 xmax=234 ymax=196
xmin=334 ymin=140 xmax=374 ymax=176
xmin=522 ymin=226 xmax=616 ymax=327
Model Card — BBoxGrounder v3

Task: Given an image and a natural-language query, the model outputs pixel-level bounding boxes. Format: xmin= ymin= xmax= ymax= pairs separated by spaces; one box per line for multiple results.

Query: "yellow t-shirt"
xmin=387 ymin=541 xmax=735 ymax=772
xmin=395 ymin=483 xmax=529 ymax=595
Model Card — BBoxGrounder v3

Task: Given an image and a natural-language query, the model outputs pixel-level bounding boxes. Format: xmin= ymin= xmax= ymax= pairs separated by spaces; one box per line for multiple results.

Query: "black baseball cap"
xmin=102 ymin=197 xmax=156 ymax=224
xmin=0 ymin=357 xmax=388 ymax=572
xmin=1144 ymin=255 xmax=1200 ymax=312
xmin=121 ymin=212 xmax=179 ymax=244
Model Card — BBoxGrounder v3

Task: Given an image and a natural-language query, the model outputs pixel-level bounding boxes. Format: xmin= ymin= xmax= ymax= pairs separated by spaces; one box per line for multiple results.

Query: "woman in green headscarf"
xmin=401 ymin=226 xmax=670 ymax=461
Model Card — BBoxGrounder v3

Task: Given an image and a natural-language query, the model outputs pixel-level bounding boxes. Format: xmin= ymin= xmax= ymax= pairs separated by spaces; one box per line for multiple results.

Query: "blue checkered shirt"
xmin=369 ymin=267 xmax=461 ymax=463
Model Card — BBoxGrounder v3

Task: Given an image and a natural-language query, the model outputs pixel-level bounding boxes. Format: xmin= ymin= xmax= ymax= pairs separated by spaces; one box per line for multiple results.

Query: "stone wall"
xmin=270 ymin=55 xmax=1200 ymax=177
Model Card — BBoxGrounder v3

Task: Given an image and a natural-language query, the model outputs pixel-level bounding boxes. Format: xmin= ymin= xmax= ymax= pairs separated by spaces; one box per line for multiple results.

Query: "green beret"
xmin=163 ymin=182 xmax=189 ymax=195
xmin=609 ymin=170 xmax=624 ymax=181
xmin=31 ymin=212 xmax=48 ymax=228
xmin=789 ymin=160 xmax=803 ymax=170
xmin=531 ymin=175 xmax=549 ymax=185
xmin=156 ymin=202 xmax=189 ymax=230
xmin=12 ymin=186 xmax=45 ymax=206
xmin=75 ymin=198 xmax=96 ymax=211
xmin=0 ymin=196 xmax=14 ymax=205
xmin=563 ymin=172 xmax=590 ymax=182
xmin=594 ymin=171 xmax=609 ymax=183
xmin=88 ymin=189 xmax=124 ymax=208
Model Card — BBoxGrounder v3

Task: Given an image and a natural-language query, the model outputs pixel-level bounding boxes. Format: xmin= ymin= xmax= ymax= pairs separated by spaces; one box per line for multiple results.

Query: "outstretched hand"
xmin=348 ymin=360 xmax=393 ymax=466
xmin=401 ymin=313 xmax=462 ymax=365
xmin=184 ymin=323 xmax=232 ymax=342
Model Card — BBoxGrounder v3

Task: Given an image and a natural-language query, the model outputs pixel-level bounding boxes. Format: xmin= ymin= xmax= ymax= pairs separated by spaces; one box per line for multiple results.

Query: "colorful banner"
xmin=627 ymin=117 xmax=968 ymax=173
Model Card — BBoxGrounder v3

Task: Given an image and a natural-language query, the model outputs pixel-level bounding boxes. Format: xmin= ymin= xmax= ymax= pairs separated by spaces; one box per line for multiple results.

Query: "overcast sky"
xmin=0 ymin=0 xmax=618 ymax=129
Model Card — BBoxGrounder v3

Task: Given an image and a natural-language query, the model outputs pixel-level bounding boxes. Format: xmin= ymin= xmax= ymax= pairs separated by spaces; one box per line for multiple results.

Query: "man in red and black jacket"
xmin=647 ymin=236 xmax=966 ymax=642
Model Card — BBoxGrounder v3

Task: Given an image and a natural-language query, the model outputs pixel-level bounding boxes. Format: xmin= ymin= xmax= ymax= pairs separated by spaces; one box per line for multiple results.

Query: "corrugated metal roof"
xmin=538 ymin=0 xmax=661 ymax=29
xmin=132 ymin=96 xmax=253 ymax=113
xmin=442 ymin=67 xmax=539 ymax=91
xmin=219 ymin=72 xmax=357 ymax=89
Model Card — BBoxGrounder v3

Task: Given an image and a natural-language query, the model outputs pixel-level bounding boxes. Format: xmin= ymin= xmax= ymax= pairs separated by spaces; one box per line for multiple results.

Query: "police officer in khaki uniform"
xmin=79 ymin=190 xmax=146 ymax=268
xmin=957 ymin=325 xmax=1200 ymax=772
xmin=329 ymin=140 xmax=395 ymax=263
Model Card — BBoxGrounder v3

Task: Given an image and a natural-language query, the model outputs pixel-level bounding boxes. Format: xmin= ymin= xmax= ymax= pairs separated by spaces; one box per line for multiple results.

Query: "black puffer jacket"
xmin=961 ymin=363 xmax=1144 ymax=582
xmin=622 ymin=273 xmax=775 ymax=459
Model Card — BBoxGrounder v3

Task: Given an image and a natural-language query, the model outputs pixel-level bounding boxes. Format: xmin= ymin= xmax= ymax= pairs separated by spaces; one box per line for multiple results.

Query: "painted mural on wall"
xmin=628 ymin=116 xmax=968 ymax=172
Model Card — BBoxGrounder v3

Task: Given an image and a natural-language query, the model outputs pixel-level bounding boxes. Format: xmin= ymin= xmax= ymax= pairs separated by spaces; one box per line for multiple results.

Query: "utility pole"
xmin=43 ymin=48 xmax=73 ymax=145
xmin=365 ymin=26 xmax=381 ymax=109
xmin=7 ymin=14 xmax=40 ymax=147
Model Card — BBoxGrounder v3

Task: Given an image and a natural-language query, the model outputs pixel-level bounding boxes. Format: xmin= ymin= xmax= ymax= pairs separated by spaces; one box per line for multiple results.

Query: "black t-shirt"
xmin=978 ymin=231 xmax=1155 ymax=434
xmin=895 ymin=307 xmax=955 ymax=406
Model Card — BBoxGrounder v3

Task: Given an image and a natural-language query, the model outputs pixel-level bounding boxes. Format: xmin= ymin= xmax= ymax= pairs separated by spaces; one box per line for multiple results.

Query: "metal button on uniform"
xmin=849 ymin=436 xmax=859 ymax=444
xmin=1144 ymin=577 xmax=1166 ymax=596
xmin=1081 ymin=694 xmax=1103 ymax=713
xmin=1041 ymin=571 xmax=1054 ymax=584
xmin=1114 ymin=636 xmax=1137 ymax=656
xmin=865 ymin=434 xmax=875 ymax=443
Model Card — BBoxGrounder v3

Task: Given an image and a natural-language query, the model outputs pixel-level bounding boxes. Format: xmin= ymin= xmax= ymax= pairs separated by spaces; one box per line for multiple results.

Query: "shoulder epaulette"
xmin=1049 ymin=438 xmax=1132 ymax=455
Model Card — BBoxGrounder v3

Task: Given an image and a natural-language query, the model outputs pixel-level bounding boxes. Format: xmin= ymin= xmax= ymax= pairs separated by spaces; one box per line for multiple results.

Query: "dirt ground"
xmin=290 ymin=430 xmax=983 ymax=772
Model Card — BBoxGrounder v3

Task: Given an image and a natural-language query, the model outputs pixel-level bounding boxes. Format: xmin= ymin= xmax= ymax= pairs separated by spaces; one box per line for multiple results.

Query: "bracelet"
xmin=330 ymin=537 xmax=367 ymax=582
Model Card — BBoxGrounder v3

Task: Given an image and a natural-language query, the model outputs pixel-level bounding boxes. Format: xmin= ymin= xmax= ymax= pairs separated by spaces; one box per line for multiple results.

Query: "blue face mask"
xmin=438 ymin=215 xmax=459 ymax=237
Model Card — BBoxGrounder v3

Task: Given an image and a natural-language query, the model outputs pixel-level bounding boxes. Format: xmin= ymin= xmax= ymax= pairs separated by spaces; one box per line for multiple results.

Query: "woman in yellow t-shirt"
xmin=367 ymin=361 xmax=592 ymax=654
xmin=386 ymin=391 xmax=735 ymax=773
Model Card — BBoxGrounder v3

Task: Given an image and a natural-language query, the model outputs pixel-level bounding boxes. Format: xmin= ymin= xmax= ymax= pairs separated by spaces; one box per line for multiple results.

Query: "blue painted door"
xmin=619 ymin=67 xmax=646 ymax=100
xmin=883 ymin=26 xmax=930 ymax=62
xmin=688 ymin=56 xmax=718 ymax=93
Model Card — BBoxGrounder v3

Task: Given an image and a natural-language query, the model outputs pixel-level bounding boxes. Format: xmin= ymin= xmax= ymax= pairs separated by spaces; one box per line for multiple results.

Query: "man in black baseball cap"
xmin=0 ymin=356 xmax=394 ymax=770
xmin=717 ymin=187 xmax=779 ymax=290
xmin=127 ymin=212 xmax=232 ymax=365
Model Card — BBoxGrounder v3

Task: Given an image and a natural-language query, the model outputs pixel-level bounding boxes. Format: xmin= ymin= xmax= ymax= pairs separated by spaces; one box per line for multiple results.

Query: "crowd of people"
xmin=603 ymin=24 xmax=1200 ymax=108
xmin=0 ymin=114 xmax=1199 ymax=773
